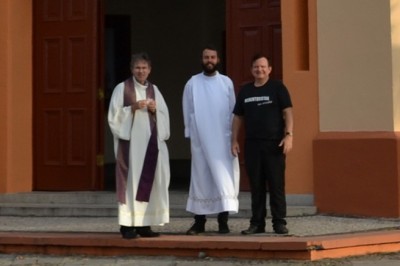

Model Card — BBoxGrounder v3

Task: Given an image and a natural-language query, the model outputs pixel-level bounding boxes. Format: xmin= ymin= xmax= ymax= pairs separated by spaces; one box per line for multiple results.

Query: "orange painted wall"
xmin=0 ymin=0 xmax=33 ymax=193
xmin=314 ymin=132 xmax=400 ymax=217
xmin=281 ymin=0 xmax=319 ymax=194
xmin=0 ymin=0 xmax=8 ymax=191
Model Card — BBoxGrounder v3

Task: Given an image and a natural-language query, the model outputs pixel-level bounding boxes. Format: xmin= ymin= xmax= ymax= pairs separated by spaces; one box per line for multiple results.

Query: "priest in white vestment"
xmin=108 ymin=53 xmax=170 ymax=239
xmin=182 ymin=46 xmax=240 ymax=235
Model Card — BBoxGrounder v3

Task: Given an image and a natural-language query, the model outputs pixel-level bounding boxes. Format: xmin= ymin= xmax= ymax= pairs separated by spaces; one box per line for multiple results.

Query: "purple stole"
xmin=116 ymin=78 xmax=158 ymax=203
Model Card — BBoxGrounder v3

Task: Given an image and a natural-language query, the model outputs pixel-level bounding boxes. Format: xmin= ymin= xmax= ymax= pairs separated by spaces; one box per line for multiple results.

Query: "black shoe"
xmin=186 ymin=220 xmax=206 ymax=235
xmin=136 ymin=226 xmax=160 ymax=237
xmin=121 ymin=230 xmax=138 ymax=239
xmin=241 ymin=225 xmax=265 ymax=235
xmin=218 ymin=223 xmax=230 ymax=234
xmin=217 ymin=212 xmax=230 ymax=234
xmin=273 ymin=224 xmax=289 ymax=234
xmin=120 ymin=226 xmax=137 ymax=239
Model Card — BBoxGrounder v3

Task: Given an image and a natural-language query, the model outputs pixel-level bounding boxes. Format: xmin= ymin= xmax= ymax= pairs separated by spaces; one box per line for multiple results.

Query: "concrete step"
xmin=0 ymin=191 xmax=316 ymax=217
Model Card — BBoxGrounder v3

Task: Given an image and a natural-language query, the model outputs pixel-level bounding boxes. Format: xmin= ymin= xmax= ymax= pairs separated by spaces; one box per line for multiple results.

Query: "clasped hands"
xmin=132 ymin=99 xmax=156 ymax=113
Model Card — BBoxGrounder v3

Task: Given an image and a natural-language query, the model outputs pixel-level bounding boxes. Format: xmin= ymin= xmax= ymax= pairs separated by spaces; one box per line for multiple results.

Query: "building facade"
xmin=1 ymin=0 xmax=399 ymax=217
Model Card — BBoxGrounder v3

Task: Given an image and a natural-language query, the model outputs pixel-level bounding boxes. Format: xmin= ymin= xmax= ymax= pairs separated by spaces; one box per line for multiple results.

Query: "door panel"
xmin=226 ymin=0 xmax=282 ymax=190
xmin=33 ymin=0 xmax=102 ymax=190
xmin=227 ymin=0 xmax=282 ymax=86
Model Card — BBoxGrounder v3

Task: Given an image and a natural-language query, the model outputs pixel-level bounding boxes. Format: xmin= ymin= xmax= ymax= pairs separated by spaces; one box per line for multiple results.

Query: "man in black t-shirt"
xmin=232 ymin=54 xmax=293 ymax=235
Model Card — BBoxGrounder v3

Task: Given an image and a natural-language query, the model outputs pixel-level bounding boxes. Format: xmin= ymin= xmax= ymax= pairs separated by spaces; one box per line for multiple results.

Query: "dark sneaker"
xmin=136 ymin=227 xmax=160 ymax=237
xmin=241 ymin=225 xmax=265 ymax=235
xmin=273 ymin=224 xmax=289 ymax=234
xmin=217 ymin=212 xmax=230 ymax=234
xmin=121 ymin=230 xmax=138 ymax=239
xmin=186 ymin=221 xmax=206 ymax=235
xmin=120 ymin=226 xmax=137 ymax=239
xmin=218 ymin=223 xmax=230 ymax=234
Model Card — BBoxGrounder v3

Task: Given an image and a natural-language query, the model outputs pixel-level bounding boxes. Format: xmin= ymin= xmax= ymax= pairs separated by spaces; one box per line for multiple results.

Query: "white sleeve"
xmin=154 ymin=85 xmax=170 ymax=141
xmin=107 ymin=83 xmax=133 ymax=140
xmin=182 ymin=79 xmax=194 ymax=138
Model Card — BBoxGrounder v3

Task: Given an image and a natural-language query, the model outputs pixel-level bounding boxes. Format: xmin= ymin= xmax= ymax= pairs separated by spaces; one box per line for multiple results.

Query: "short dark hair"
xmin=130 ymin=52 xmax=152 ymax=69
xmin=202 ymin=44 xmax=219 ymax=57
xmin=251 ymin=54 xmax=271 ymax=66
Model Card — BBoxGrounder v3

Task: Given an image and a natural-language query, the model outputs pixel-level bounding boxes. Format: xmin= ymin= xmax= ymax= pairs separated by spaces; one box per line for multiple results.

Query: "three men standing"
xmin=108 ymin=50 xmax=293 ymax=238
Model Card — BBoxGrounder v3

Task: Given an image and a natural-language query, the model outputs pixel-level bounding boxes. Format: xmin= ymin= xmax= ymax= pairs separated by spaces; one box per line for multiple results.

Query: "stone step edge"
xmin=0 ymin=205 xmax=316 ymax=218
xmin=0 ymin=192 xmax=314 ymax=206
xmin=0 ymin=203 xmax=317 ymax=209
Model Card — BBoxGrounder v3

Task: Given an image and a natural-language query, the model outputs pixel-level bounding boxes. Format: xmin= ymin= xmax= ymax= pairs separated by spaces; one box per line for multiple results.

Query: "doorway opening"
xmin=103 ymin=1 xmax=226 ymax=191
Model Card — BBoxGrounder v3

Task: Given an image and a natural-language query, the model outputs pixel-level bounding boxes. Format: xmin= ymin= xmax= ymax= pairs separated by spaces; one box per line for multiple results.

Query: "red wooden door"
xmin=226 ymin=0 xmax=282 ymax=190
xmin=33 ymin=0 xmax=103 ymax=190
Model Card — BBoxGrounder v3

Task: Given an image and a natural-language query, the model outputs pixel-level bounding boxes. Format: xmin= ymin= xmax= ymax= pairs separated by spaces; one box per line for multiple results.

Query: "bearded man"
xmin=182 ymin=45 xmax=240 ymax=235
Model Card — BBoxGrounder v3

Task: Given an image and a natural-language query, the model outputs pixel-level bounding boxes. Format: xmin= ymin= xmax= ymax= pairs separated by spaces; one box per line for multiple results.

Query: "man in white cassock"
xmin=108 ymin=52 xmax=170 ymax=239
xmin=182 ymin=45 xmax=240 ymax=235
